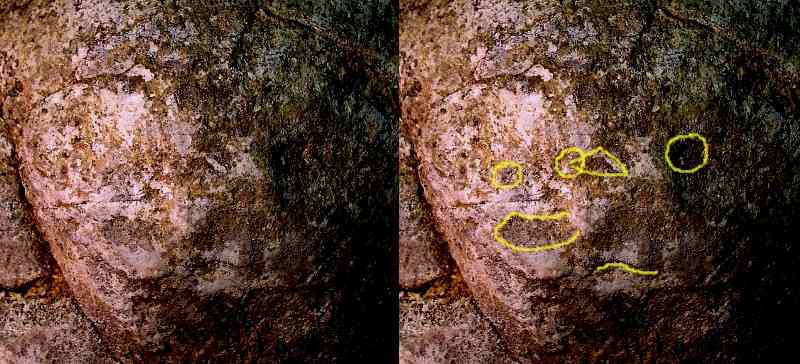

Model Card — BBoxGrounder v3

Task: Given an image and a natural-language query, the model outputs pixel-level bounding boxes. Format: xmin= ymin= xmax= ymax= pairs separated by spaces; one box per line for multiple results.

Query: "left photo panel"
xmin=0 ymin=1 xmax=398 ymax=362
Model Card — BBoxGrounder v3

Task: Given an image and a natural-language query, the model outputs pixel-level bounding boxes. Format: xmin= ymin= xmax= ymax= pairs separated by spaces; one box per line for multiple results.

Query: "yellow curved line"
xmin=664 ymin=132 xmax=709 ymax=174
xmin=491 ymin=160 xmax=524 ymax=190
xmin=553 ymin=146 xmax=629 ymax=179
xmin=594 ymin=262 xmax=658 ymax=276
xmin=493 ymin=211 xmax=581 ymax=253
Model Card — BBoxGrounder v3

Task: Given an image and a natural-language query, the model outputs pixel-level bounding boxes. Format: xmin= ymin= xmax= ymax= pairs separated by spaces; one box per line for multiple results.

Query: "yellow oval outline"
xmin=664 ymin=132 xmax=709 ymax=174
xmin=491 ymin=161 xmax=524 ymax=190
xmin=594 ymin=262 xmax=658 ymax=276
xmin=493 ymin=210 xmax=581 ymax=253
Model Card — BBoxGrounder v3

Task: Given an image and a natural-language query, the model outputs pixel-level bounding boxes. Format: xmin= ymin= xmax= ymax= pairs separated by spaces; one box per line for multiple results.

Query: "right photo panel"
xmin=400 ymin=0 xmax=800 ymax=362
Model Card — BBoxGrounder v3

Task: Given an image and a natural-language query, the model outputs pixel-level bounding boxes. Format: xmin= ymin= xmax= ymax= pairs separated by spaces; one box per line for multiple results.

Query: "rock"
xmin=403 ymin=0 xmax=800 ymax=362
xmin=399 ymin=274 xmax=517 ymax=364
xmin=0 ymin=122 xmax=48 ymax=289
xmin=0 ymin=274 xmax=116 ymax=364
xmin=400 ymin=130 xmax=449 ymax=289
xmin=2 ymin=0 xmax=397 ymax=361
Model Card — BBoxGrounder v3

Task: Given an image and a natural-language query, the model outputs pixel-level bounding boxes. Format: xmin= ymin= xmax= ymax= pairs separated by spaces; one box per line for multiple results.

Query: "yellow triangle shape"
xmin=582 ymin=147 xmax=629 ymax=177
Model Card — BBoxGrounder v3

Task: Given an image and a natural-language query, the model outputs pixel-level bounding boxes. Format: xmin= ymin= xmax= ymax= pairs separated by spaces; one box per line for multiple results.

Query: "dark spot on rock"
xmin=267 ymin=138 xmax=303 ymax=210
xmin=666 ymin=137 xmax=706 ymax=171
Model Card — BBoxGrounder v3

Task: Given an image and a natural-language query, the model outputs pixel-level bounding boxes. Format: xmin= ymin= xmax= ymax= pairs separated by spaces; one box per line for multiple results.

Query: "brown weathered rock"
xmin=399 ymin=278 xmax=517 ymax=364
xmin=400 ymin=130 xmax=449 ymax=289
xmin=2 ymin=0 xmax=397 ymax=362
xmin=0 ymin=123 xmax=48 ymax=289
xmin=403 ymin=0 xmax=800 ymax=362
xmin=0 ymin=274 xmax=115 ymax=364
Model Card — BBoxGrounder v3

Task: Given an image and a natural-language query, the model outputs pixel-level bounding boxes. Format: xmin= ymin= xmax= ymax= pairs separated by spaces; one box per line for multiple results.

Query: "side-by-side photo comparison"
xmin=2 ymin=0 xmax=800 ymax=363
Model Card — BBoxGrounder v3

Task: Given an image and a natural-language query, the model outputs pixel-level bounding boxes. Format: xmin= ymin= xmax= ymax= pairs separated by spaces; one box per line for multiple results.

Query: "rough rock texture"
xmin=0 ymin=273 xmax=116 ymax=364
xmin=1 ymin=0 xmax=397 ymax=362
xmin=402 ymin=0 xmax=800 ymax=362
xmin=0 ymin=123 xmax=49 ymax=289
xmin=400 ymin=128 xmax=450 ymax=289
xmin=400 ymin=273 xmax=518 ymax=364
xmin=399 ymin=134 xmax=509 ymax=361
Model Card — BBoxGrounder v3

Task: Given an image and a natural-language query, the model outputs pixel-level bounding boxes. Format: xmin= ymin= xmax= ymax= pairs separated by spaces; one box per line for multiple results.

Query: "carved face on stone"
xmin=414 ymin=74 xmax=726 ymax=358
xmin=400 ymin=1 xmax=752 ymax=355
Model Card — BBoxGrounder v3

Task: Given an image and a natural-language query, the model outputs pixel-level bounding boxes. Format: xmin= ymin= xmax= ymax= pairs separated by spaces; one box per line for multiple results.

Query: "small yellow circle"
xmin=553 ymin=147 xmax=586 ymax=179
xmin=491 ymin=161 xmax=524 ymax=190
xmin=664 ymin=132 xmax=709 ymax=174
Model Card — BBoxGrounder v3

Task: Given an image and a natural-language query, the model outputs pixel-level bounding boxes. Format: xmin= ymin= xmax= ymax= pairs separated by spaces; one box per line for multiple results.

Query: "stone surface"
xmin=1 ymin=0 xmax=397 ymax=362
xmin=0 ymin=121 xmax=48 ymax=289
xmin=402 ymin=0 xmax=800 ymax=362
xmin=400 ymin=129 xmax=449 ymax=289
xmin=399 ymin=273 xmax=516 ymax=364
xmin=0 ymin=273 xmax=115 ymax=364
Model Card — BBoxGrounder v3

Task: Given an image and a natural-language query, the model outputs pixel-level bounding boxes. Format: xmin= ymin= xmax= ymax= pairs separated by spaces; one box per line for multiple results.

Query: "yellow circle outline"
xmin=493 ymin=210 xmax=581 ymax=253
xmin=664 ymin=132 xmax=709 ymax=174
xmin=594 ymin=262 xmax=658 ymax=276
xmin=553 ymin=147 xmax=586 ymax=179
xmin=490 ymin=161 xmax=524 ymax=190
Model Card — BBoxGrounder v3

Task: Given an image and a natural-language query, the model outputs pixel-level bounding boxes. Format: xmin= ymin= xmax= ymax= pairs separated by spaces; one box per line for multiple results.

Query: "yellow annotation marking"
xmin=493 ymin=211 xmax=581 ymax=253
xmin=595 ymin=262 xmax=658 ymax=276
xmin=665 ymin=132 xmax=709 ymax=174
xmin=491 ymin=160 xmax=524 ymax=190
xmin=553 ymin=147 xmax=586 ymax=179
xmin=553 ymin=146 xmax=629 ymax=179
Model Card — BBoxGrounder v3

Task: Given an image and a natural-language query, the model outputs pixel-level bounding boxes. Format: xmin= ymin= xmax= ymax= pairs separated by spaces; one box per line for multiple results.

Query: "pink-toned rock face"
xmin=401 ymin=0 xmax=800 ymax=361
xmin=3 ymin=0 xmax=398 ymax=361
xmin=15 ymin=81 xmax=291 ymax=354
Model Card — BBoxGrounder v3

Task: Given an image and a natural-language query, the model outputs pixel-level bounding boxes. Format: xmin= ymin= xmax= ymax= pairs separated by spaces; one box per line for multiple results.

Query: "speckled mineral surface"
xmin=1 ymin=0 xmax=397 ymax=362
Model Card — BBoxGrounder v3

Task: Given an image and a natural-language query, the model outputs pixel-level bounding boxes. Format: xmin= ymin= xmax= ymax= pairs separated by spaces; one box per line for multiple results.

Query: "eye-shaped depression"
xmin=490 ymin=160 xmax=524 ymax=189
xmin=664 ymin=132 xmax=709 ymax=173
xmin=553 ymin=146 xmax=629 ymax=179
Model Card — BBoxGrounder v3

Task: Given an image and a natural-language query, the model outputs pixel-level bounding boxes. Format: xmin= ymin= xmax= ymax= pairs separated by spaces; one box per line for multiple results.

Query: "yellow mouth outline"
xmin=595 ymin=262 xmax=658 ymax=276
xmin=493 ymin=210 xmax=581 ymax=253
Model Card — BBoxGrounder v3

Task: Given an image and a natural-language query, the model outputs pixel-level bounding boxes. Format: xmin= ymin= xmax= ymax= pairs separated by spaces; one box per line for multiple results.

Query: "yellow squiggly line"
xmin=664 ymin=132 xmax=709 ymax=173
xmin=594 ymin=262 xmax=658 ymax=276
xmin=493 ymin=210 xmax=581 ymax=253
xmin=491 ymin=160 xmax=524 ymax=190
xmin=553 ymin=146 xmax=629 ymax=179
